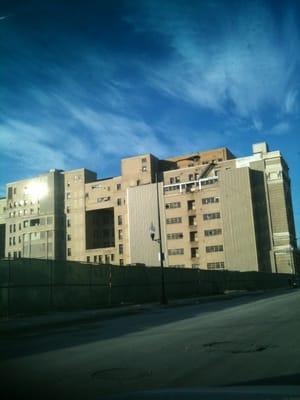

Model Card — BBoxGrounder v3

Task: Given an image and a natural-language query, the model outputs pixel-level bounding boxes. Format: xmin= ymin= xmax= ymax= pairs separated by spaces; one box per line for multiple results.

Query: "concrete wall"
xmin=127 ymin=183 xmax=168 ymax=267
xmin=219 ymin=167 xmax=259 ymax=271
xmin=0 ymin=259 xmax=295 ymax=317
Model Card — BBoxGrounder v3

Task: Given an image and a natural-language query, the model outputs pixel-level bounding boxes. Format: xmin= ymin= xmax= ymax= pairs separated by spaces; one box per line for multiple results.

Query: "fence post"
xmin=108 ymin=264 xmax=112 ymax=307
xmin=48 ymin=259 xmax=53 ymax=312
xmin=7 ymin=258 xmax=11 ymax=317
xmin=89 ymin=264 xmax=92 ymax=308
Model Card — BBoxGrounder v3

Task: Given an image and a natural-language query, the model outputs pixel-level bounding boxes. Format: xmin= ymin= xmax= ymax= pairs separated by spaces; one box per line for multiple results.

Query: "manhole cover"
xmin=91 ymin=367 xmax=152 ymax=381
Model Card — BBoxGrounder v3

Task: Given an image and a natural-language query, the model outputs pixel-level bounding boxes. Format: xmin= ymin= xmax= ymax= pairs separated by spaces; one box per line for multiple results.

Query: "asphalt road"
xmin=1 ymin=289 xmax=300 ymax=399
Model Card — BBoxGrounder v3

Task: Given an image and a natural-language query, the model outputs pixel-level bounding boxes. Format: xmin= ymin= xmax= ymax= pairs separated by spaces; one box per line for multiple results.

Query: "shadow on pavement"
xmin=0 ymin=289 xmax=297 ymax=362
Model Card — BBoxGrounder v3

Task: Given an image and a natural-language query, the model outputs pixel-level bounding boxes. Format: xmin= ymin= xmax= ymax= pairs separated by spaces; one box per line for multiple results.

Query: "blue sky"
xmin=0 ymin=0 xmax=299 ymax=238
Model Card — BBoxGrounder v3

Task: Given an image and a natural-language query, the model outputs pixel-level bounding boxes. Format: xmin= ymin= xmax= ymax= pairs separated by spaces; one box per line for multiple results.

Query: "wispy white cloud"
xmin=267 ymin=121 xmax=291 ymax=136
xmin=284 ymin=89 xmax=299 ymax=114
xmin=0 ymin=116 xmax=93 ymax=174
xmin=125 ymin=1 xmax=300 ymax=123
xmin=63 ymin=102 xmax=169 ymax=157
xmin=253 ymin=117 xmax=263 ymax=131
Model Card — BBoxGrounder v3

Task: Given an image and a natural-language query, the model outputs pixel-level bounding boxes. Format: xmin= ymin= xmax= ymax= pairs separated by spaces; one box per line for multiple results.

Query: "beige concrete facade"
xmin=0 ymin=143 xmax=298 ymax=273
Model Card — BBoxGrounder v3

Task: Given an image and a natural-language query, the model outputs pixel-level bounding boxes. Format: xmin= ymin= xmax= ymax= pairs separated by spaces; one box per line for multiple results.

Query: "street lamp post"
xmin=149 ymin=173 xmax=167 ymax=305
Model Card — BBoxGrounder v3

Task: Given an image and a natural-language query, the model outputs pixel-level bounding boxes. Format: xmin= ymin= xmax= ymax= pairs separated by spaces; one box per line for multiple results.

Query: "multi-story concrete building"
xmin=0 ymin=198 xmax=6 ymax=259
xmin=2 ymin=170 xmax=65 ymax=260
xmin=0 ymin=143 xmax=298 ymax=273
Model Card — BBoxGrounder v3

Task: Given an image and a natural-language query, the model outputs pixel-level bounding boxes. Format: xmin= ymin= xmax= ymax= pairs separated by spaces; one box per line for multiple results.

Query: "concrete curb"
xmin=0 ymin=288 xmax=288 ymax=335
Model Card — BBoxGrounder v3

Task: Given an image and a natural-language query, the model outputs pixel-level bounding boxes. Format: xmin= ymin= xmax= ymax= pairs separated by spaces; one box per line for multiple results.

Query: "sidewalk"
xmin=0 ymin=289 xmax=280 ymax=336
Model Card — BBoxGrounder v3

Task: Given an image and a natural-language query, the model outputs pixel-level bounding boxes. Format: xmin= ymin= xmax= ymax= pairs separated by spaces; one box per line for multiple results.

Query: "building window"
xmin=12 ymin=237 xmax=16 ymax=245
xmin=87 ymin=256 xmax=90 ymax=263
xmin=8 ymin=187 xmax=13 ymax=199
xmin=19 ymin=223 xmax=21 ymax=230
xmin=18 ymin=251 xmax=21 ymax=258
xmin=66 ymin=192 xmax=71 ymax=199
xmin=204 ymin=229 xmax=222 ymax=236
xmin=118 ymin=229 xmax=123 ymax=240
xmin=23 ymin=220 xmax=29 ymax=228
xmin=169 ymin=176 xmax=180 ymax=184
xmin=30 ymin=218 xmax=40 ymax=227
xmin=190 ymin=231 xmax=198 ymax=242
xmin=9 ymin=225 xmax=12 ymax=233
xmin=201 ymin=178 xmax=218 ymax=186
xmin=111 ymin=254 xmax=115 ymax=262
xmin=67 ymin=219 xmax=71 ymax=227
xmin=118 ymin=215 xmax=122 ymax=225
xmin=207 ymin=262 xmax=225 ymax=270
xmin=169 ymin=264 xmax=185 ymax=268
xmin=116 ymin=183 xmax=121 ymax=190
xmin=168 ymin=248 xmax=184 ymax=256
xmin=167 ymin=233 xmax=183 ymax=240
xmin=189 ymin=215 xmax=197 ymax=226
xmin=13 ymin=187 xmax=17 ymax=195
xmin=142 ymin=166 xmax=147 ymax=172
xmin=97 ymin=196 xmax=111 ymax=203
xmin=31 ymin=232 xmax=40 ymax=241
xmin=99 ymin=255 xmax=102 ymax=263
xmin=67 ymin=234 xmax=71 ymax=241
xmin=203 ymin=212 xmax=220 ymax=220
xmin=141 ymin=157 xmax=147 ymax=163
xmin=164 ymin=185 xmax=180 ymax=193
xmin=165 ymin=202 xmax=181 ymax=209
xmin=202 ymin=197 xmax=219 ymax=204
xmin=120 ymin=259 xmax=124 ymax=265
xmin=105 ymin=255 xmax=110 ymax=264
xmin=67 ymin=248 xmax=71 ymax=256
xmin=9 ymin=237 xmax=12 ymax=246
xmin=18 ymin=236 xmax=21 ymax=244
xmin=187 ymin=200 xmax=195 ymax=210
xmin=119 ymin=244 xmax=123 ymax=254
xmin=66 ymin=206 xmax=70 ymax=213
xmin=191 ymin=247 xmax=199 ymax=258
xmin=117 ymin=198 xmax=122 ymax=206
xmin=166 ymin=217 xmax=182 ymax=224
xmin=206 ymin=245 xmax=223 ymax=253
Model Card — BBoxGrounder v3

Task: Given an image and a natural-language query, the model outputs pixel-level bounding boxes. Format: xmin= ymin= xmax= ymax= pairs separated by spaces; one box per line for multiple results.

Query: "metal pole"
xmin=7 ymin=257 xmax=11 ymax=317
xmin=155 ymin=173 xmax=167 ymax=305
